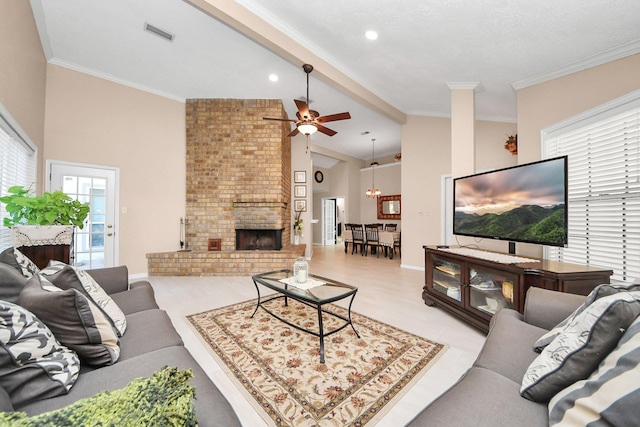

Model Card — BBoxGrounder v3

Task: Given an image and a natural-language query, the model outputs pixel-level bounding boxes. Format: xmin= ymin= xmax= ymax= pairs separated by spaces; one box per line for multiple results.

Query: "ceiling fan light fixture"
xmin=297 ymin=122 xmax=318 ymax=136
xmin=262 ymin=63 xmax=350 ymax=138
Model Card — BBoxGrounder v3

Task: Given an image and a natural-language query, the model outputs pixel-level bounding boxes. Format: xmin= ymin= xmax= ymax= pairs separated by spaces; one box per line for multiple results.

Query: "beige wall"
xmin=291 ymin=135 xmax=312 ymax=257
xmin=401 ymin=116 xmax=452 ymax=269
xmin=0 ymin=1 xmax=47 ymax=188
xmin=360 ymin=163 xmax=401 ymax=225
xmin=43 ymin=65 xmax=186 ymax=275
xmin=517 ymin=54 xmax=640 ymax=165
xmin=309 ymin=144 xmax=365 ymax=247
xmin=401 ymin=117 xmax=517 ymax=269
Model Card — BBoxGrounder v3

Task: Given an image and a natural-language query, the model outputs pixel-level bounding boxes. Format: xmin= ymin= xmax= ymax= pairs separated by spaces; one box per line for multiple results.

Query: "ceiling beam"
xmin=186 ymin=0 xmax=407 ymax=125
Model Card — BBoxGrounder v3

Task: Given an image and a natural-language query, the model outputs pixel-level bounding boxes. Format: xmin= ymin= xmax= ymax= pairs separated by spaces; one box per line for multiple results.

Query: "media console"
xmin=423 ymin=245 xmax=613 ymax=333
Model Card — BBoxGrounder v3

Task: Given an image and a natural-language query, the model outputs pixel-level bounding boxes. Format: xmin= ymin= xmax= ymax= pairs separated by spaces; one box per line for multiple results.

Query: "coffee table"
xmin=251 ymin=269 xmax=360 ymax=363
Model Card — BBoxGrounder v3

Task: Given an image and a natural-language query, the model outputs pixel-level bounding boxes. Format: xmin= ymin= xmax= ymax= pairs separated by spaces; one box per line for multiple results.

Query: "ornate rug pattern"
xmin=187 ymin=298 xmax=446 ymax=426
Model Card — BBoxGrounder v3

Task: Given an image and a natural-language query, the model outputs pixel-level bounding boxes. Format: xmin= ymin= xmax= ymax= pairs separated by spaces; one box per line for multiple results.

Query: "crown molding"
xmin=30 ymin=0 xmax=53 ymax=60
xmin=446 ymin=82 xmax=480 ymax=90
xmin=48 ymin=59 xmax=186 ymax=103
xmin=512 ymin=39 xmax=640 ymax=91
xmin=405 ymin=110 xmax=516 ymax=123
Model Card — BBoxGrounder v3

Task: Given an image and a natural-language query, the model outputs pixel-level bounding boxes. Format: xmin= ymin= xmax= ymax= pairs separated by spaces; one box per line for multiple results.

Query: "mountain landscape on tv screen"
xmin=454 ymin=204 xmax=566 ymax=245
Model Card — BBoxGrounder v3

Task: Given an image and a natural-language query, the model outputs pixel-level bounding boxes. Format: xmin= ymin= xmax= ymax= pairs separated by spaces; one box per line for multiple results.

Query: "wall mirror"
xmin=377 ymin=194 xmax=401 ymax=219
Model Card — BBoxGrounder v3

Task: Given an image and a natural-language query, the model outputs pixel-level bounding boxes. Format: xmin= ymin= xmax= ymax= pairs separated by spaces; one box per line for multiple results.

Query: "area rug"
xmin=187 ymin=298 xmax=446 ymax=426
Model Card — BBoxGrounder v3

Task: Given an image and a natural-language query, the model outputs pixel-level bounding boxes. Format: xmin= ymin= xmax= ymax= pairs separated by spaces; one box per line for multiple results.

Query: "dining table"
xmin=342 ymin=228 xmax=399 ymax=258
xmin=379 ymin=231 xmax=400 ymax=259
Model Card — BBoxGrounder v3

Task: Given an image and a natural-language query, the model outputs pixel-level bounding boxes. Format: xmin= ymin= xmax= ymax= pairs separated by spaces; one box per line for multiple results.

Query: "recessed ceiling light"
xmin=365 ymin=30 xmax=378 ymax=40
xmin=269 ymin=74 xmax=278 ymax=82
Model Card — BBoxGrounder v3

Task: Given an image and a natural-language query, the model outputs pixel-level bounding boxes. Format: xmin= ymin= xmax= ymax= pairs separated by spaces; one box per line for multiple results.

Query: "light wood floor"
xmin=149 ymin=243 xmax=486 ymax=426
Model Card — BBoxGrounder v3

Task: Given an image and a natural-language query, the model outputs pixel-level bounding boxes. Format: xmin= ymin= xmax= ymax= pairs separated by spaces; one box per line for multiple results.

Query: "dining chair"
xmin=385 ymin=223 xmax=397 ymax=231
xmin=343 ymin=223 xmax=353 ymax=253
xmin=364 ymin=224 xmax=381 ymax=257
xmin=393 ymin=232 xmax=401 ymax=258
xmin=350 ymin=224 xmax=365 ymax=255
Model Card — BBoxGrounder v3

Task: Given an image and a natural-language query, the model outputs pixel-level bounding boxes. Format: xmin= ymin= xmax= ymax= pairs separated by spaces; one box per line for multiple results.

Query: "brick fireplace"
xmin=147 ymin=99 xmax=304 ymax=276
xmin=234 ymin=200 xmax=286 ymax=250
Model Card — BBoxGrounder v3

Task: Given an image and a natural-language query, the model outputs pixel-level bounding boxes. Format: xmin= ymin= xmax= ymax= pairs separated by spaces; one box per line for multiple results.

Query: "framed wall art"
xmin=294 ymin=199 xmax=307 ymax=212
xmin=294 ymin=171 xmax=306 ymax=183
xmin=294 ymin=185 xmax=306 ymax=198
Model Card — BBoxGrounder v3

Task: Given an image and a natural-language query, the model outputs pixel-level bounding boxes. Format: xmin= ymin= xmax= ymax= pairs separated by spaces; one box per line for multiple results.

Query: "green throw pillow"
xmin=0 ymin=366 xmax=197 ymax=427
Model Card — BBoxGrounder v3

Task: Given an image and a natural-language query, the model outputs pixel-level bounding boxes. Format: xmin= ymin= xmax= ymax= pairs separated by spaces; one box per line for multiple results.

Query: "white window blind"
xmin=0 ymin=114 xmax=36 ymax=250
xmin=543 ymin=95 xmax=640 ymax=282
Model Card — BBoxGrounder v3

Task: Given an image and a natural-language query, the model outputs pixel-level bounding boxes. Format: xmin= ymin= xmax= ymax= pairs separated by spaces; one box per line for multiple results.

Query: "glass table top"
xmin=252 ymin=269 xmax=357 ymax=305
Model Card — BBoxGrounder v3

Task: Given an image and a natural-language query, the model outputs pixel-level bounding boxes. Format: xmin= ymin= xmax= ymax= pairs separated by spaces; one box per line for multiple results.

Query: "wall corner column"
xmin=447 ymin=82 xmax=479 ymax=178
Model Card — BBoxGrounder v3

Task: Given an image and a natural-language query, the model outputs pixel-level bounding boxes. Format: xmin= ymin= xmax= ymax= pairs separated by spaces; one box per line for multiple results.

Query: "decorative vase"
xmin=294 ymin=234 xmax=300 ymax=245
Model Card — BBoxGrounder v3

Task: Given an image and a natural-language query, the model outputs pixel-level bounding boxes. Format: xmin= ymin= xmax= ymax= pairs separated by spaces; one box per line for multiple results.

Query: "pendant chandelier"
xmin=365 ymin=138 xmax=381 ymax=198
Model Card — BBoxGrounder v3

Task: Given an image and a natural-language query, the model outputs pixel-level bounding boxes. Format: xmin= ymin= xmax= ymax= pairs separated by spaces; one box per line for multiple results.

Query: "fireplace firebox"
xmin=236 ymin=229 xmax=283 ymax=251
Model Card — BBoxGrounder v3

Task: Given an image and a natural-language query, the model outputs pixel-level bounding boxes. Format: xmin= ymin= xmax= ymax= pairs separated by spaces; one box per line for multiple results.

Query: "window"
xmin=0 ymin=109 xmax=37 ymax=250
xmin=543 ymin=91 xmax=640 ymax=282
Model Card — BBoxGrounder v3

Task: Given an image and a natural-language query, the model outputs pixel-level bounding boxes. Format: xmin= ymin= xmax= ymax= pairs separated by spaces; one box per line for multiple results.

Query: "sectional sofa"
xmin=407 ymin=285 xmax=640 ymax=426
xmin=0 ymin=250 xmax=241 ymax=426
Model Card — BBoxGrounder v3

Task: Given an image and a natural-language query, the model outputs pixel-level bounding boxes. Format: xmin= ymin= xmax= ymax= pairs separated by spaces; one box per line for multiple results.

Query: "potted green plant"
xmin=1 ymin=186 xmax=90 ymax=266
xmin=1 ymin=185 xmax=89 ymax=228
xmin=504 ymin=134 xmax=518 ymax=155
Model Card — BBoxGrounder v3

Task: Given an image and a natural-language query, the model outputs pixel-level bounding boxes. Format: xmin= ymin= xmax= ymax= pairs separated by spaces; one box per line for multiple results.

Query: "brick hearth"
xmin=147 ymin=99 xmax=304 ymax=276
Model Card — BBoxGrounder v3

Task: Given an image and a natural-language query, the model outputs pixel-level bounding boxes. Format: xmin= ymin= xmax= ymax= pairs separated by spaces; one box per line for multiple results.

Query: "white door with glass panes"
xmin=48 ymin=162 xmax=118 ymax=269
xmin=323 ymin=198 xmax=336 ymax=245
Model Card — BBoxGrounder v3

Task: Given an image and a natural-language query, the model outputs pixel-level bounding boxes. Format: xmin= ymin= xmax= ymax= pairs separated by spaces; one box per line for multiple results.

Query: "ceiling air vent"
xmin=144 ymin=23 xmax=174 ymax=42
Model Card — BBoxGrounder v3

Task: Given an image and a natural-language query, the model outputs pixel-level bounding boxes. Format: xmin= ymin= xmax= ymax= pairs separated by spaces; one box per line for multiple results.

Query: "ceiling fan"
xmin=263 ymin=64 xmax=351 ymax=137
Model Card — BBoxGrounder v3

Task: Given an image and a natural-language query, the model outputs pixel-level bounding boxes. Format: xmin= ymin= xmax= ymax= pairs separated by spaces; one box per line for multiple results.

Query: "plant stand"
xmin=13 ymin=225 xmax=74 ymax=269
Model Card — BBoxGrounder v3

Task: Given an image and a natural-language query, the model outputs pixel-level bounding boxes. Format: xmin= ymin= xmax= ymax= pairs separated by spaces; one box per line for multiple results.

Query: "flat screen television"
xmin=453 ymin=156 xmax=568 ymax=252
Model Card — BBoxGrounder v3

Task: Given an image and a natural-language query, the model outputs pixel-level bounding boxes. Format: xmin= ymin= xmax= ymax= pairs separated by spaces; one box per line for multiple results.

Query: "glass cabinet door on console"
xmin=423 ymin=246 xmax=611 ymax=333
xmin=467 ymin=266 xmax=518 ymax=319
xmin=430 ymin=256 xmax=463 ymax=304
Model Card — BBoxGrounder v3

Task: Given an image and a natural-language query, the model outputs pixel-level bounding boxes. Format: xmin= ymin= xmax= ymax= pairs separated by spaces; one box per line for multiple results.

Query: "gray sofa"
xmin=407 ymin=287 xmax=588 ymax=426
xmin=0 ymin=262 xmax=241 ymax=426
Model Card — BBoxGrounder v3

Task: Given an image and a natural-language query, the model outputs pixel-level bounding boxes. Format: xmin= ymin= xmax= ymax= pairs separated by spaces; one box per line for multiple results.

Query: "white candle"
xmin=297 ymin=269 xmax=306 ymax=283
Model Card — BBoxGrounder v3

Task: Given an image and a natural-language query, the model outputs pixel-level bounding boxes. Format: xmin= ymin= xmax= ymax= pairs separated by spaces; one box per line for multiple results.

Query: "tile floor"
xmin=149 ymin=243 xmax=486 ymax=426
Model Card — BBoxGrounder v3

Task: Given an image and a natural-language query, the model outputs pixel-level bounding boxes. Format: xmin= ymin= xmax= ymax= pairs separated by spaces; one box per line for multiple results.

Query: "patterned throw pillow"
xmin=41 ymin=261 xmax=127 ymax=336
xmin=0 ymin=300 xmax=80 ymax=407
xmin=549 ymin=315 xmax=640 ymax=426
xmin=535 ymin=282 xmax=640 ymax=351
xmin=0 ymin=247 xmax=40 ymax=278
xmin=18 ymin=275 xmax=120 ymax=367
xmin=521 ymin=292 xmax=640 ymax=402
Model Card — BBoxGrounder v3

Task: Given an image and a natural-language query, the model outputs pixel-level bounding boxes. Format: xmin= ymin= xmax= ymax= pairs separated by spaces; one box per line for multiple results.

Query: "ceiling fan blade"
xmin=294 ymin=99 xmax=311 ymax=120
xmin=316 ymin=123 xmax=337 ymax=137
xmin=263 ymin=116 xmax=297 ymax=122
xmin=316 ymin=112 xmax=351 ymax=123
xmin=287 ymin=127 xmax=300 ymax=137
